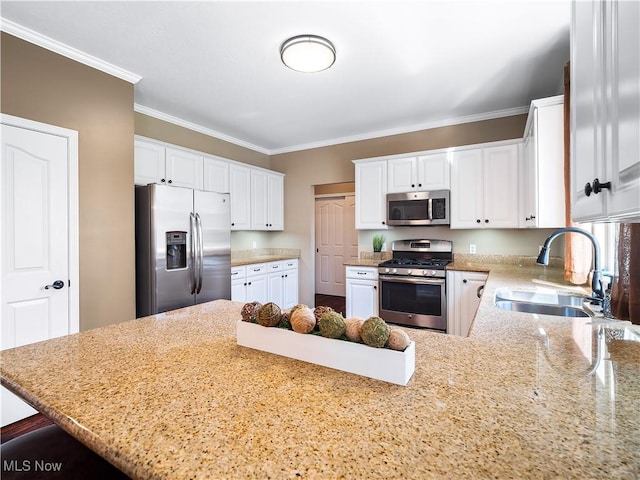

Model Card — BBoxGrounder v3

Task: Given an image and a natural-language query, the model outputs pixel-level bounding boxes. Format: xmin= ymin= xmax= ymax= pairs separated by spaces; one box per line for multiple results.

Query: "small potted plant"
xmin=372 ymin=234 xmax=385 ymax=259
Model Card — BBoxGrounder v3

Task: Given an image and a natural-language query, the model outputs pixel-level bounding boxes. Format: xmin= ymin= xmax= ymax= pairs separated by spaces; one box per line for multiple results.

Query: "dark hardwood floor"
xmin=1 ymin=413 xmax=54 ymax=444
xmin=315 ymin=294 xmax=346 ymax=316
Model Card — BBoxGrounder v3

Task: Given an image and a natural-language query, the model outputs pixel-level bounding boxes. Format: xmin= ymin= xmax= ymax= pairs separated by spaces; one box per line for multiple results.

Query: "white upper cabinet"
xmin=571 ymin=0 xmax=640 ymax=222
xmin=519 ymin=97 xmax=566 ymax=228
xmin=135 ymin=140 xmax=203 ymax=189
xmin=387 ymin=153 xmax=450 ymax=193
xmin=451 ymin=143 xmax=520 ymax=229
xmin=354 ymin=160 xmax=388 ymax=230
xmin=250 ymin=169 xmax=284 ymax=231
xmin=229 ymin=163 xmax=252 ymax=230
xmin=134 ymin=139 xmax=165 ymax=186
xmin=135 ymin=137 xmax=285 ymax=231
xmin=165 ymin=147 xmax=204 ymax=189
xmin=203 ymin=156 xmax=230 ymax=193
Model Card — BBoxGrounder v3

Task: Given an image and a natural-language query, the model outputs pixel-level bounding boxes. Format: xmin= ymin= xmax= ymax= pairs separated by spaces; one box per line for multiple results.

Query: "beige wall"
xmin=1 ymin=33 xmax=135 ymax=331
xmin=135 ymin=113 xmax=270 ymax=169
xmin=270 ymin=115 xmax=561 ymax=306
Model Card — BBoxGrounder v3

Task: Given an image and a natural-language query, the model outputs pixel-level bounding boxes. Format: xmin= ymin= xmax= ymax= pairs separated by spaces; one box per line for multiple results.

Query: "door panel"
xmin=1 ymin=122 xmax=72 ymax=425
xmin=152 ymin=185 xmax=194 ymax=313
xmin=194 ymin=190 xmax=231 ymax=303
xmin=315 ymin=198 xmax=346 ymax=296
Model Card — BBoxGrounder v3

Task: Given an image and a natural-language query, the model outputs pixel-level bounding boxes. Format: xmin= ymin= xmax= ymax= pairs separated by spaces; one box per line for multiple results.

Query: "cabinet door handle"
xmin=477 ymin=285 xmax=485 ymax=298
xmin=476 ymin=219 xmax=481 ymax=223
xmin=168 ymin=179 xmax=172 ymax=184
xmin=592 ymin=178 xmax=611 ymax=194
xmin=484 ymin=219 xmax=489 ymax=223
xmin=463 ymin=279 xmax=468 ymax=284
xmin=161 ymin=178 xmax=166 ymax=183
xmin=373 ymin=285 xmax=377 ymax=290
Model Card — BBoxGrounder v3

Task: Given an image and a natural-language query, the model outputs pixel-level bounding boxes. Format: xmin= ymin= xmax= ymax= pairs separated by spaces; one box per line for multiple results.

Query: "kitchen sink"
xmin=494 ymin=288 xmax=592 ymax=318
xmin=495 ymin=300 xmax=591 ymax=317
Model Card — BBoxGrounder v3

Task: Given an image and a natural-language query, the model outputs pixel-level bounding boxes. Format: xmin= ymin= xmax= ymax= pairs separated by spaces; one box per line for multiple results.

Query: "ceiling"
xmin=1 ymin=1 xmax=570 ymax=154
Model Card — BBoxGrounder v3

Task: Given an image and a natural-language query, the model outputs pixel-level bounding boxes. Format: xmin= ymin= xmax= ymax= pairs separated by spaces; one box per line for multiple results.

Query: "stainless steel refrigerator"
xmin=135 ymin=184 xmax=231 ymax=317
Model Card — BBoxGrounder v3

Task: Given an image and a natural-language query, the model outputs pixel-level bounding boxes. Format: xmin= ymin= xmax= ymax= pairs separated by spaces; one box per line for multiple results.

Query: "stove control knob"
xmin=384 ymin=268 xmax=390 ymax=273
xmin=430 ymin=270 xmax=437 ymax=277
xmin=422 ymin=270 xmax=429 ymax=276
xmin=406 ymin=269 xmax=412 ymax=275
xmin=391 ymin=268 xmax=398 ymax=274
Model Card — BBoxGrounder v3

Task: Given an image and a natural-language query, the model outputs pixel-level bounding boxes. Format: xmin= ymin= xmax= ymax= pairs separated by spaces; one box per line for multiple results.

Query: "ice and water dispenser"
xmin=166 ymin=231 xmax=187 ymax=270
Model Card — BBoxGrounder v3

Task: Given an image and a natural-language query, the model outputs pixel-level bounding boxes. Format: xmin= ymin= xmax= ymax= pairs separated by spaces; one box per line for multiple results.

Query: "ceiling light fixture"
xmin=280 ymin=35 xmax=336 ymax=73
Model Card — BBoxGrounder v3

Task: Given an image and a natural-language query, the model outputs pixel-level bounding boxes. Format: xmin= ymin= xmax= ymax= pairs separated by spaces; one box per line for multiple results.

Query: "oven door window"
xmin=380 ymin=280 xmax=442 ymax=316
xmin=388 ymin=199 xmax=428 ymax=221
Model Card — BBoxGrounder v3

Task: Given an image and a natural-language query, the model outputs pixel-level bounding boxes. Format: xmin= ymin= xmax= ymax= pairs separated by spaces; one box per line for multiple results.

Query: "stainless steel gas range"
xmin=378 ymin=239 xmax=453 ymax=331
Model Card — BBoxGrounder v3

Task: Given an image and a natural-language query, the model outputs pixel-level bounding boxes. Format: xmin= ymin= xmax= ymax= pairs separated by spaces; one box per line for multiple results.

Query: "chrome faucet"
xmin=536 ymin=227 xmax=605 ymax=302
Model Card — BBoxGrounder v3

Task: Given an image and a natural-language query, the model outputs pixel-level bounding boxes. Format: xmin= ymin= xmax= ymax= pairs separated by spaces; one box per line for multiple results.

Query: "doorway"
xmin=1 ymin=115 xmax=79 ymax=426
xmin=314 ymin=193 xmax=358 ymax=311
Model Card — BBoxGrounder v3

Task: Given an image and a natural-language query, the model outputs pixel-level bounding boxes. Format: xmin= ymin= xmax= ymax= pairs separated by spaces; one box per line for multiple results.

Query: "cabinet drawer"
xmin=246 ymin=263 xmax=267 ymax=277
xmin=267 ymin=261 xmax=284 ymax=272
xmin=283 ymin=259 xmax=298 ymax=270
xmin=231 ymin=266 xmax=246 ymax=278
xmin=345 ymin=266 xmax=378 ymax=281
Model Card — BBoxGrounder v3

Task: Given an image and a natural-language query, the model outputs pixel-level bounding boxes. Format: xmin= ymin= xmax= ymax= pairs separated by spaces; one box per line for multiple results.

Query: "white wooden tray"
xmin=236 ymin=320 xmax=415 ymax=386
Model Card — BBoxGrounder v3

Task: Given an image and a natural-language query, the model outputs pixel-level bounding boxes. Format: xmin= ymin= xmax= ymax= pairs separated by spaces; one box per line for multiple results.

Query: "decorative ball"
xmin=345 ymin=318 xmax=364 ymax=343
xmin=290 ymin=307 xmax=316 ymax=334
xmin=387 ymin=328 xmax=411 ymax=351
xmin=290 ymin=304 xmax=309 ymax=318
xmin=241 ymin=301 xmax=262 ymax=323
xmin=256 ymin=302 xmax=282 ymax=327
xmin=313 ymin=305 xmax=334 ymax=324
xmin=361 ymin=316 xmax=391 ymax=348
xmin=319 ymin=311 xmax=346 ymax=339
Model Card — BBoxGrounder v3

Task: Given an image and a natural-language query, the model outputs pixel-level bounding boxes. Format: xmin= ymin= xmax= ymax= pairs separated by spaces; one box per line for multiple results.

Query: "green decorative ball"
xmin=361 ymin=316 xmax=391 ymax=348
xmin=318 ymin=311 xmax=346 ymax=339
xmin=256 ymin=302 xmax=282 ymax=327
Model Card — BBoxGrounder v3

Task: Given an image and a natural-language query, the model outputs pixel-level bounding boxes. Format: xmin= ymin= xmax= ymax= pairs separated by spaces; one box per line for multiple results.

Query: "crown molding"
xmin=1 ymin=17 xmax=141 ymax=84
xmin=134 ymin=104 xmax=271 ymax=155
xmin=269 ymin=106 xmax=530 ymax=155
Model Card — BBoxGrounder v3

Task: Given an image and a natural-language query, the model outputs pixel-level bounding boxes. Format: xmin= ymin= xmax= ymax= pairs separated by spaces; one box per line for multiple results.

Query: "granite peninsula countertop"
xmin=1 ymin=268 xmax=639 ymax=479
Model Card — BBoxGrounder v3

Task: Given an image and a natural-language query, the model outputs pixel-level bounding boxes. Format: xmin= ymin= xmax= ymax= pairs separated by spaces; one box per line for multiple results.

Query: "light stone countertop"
xmin=1 ymin=268 xmax=639 ymax=479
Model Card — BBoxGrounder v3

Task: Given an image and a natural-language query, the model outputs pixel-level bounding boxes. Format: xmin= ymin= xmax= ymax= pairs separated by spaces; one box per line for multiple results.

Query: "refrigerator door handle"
xmin=195 ymin=213 xmax=204 ymax=294
xmin=189 ymin=213 xmax=197 ymax=295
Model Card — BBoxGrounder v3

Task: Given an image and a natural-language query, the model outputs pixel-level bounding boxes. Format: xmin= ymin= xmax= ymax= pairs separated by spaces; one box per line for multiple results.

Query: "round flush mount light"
xmin=280 ymin=35 xmax=336 ymax=73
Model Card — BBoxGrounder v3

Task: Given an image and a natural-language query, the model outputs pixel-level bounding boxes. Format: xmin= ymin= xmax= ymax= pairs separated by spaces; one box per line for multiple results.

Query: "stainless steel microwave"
xmin=386 ymin=190 xmax=450 ymax=226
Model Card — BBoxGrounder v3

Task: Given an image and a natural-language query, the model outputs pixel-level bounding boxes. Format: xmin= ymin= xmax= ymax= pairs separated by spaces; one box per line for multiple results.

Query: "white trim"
xmin=0 ymin=114 xmax=80 ymax=335
xmin=136 ymin=103 xmax=530 ymax=156
xmin=351 ymin=137 xmax=524 ymax=164
xmin=523 ymin=95 xmax=564 ymax=138
xmin=270 ymin=106 xmax=530 ymax=155
xmin=134 ymin=105 xmax=271 ymax=155
xmin=0 ymin=18 xmax=141 ymax=84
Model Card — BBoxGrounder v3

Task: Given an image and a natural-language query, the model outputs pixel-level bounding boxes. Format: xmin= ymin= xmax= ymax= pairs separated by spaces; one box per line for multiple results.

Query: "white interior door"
xmin=315 ymin=196 xmax=357 ymax=297
xmin=1 ymin=116 xmax=79 ymax=426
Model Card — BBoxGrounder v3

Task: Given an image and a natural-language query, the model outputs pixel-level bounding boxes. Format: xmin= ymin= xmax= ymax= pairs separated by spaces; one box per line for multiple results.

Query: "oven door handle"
xmin=379 ymin=275 xmax=445 ymax=285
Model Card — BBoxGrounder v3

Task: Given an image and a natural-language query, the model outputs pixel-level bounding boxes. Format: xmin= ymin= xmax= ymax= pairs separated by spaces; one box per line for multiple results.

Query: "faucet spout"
xmin=536 ymin=227 xmax=605 ymax=301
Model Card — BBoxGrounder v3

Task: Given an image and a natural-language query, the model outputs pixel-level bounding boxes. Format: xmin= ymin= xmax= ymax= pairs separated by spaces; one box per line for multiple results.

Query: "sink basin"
xmin=494 ymin=289 xmax=588 ymax=307
xmin=494 ymin=288 xmax=592 ymax=318
xmin=495 ymin=300 xmax=591 ymax=317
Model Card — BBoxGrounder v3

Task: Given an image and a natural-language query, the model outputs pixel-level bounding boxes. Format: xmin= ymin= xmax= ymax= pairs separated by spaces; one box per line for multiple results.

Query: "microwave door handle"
xmin=428 ymin=197 xmax=433 ymax=221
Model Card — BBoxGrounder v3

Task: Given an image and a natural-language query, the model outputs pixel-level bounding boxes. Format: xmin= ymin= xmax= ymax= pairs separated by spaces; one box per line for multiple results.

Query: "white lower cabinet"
xmin=231 ymin=263 xmax=268 ymax=304
xmin=345 ymin=266 xmax=379 ymax=318
xmin=446 ymin=270 xmax=488 ymax=337
xmin=232 ymin=260 xmax=298 ymax=308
